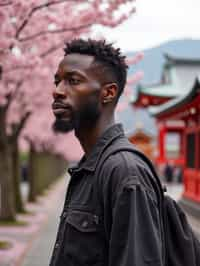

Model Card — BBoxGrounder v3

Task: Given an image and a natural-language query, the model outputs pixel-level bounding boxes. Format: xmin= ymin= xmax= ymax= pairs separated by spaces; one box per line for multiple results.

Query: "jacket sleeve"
xmin=108 ymin=182 xmax=163 ymax=266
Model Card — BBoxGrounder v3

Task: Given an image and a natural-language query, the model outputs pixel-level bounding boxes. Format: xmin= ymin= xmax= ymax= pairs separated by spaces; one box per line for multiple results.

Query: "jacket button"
xmin=55 ymin=243 xmax=59 ymax=249
xmin=68 ymin=168 xmax=73 ymax=175
xmin=93 ymin=215 xmax=99 ymax=224
xmin=82 ymin=220 xmax=88 ymax=228
xmin=62 ymin=212 xmax=67 ymax=218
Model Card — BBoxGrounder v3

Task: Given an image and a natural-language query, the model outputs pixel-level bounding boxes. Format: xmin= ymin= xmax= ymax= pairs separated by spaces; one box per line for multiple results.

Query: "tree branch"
xmin=18 ymin=23 xmax=93 ymax=42
xmin=0 ymin=65 xmax=2 ymax=80
xmin=5 ymin=80 xmax=23 ymax=111
xmin=0 ymin=1 xmax=13 ymax=7
xmin=9 ymin=111 xmax=31 ymax=143
xmin=15 ymin=0 xmax=68 ymax=39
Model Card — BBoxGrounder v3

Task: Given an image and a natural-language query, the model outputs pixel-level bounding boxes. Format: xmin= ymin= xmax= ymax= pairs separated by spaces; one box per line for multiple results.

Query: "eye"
xmin=69 ymin=76 xmax=81 ymax=85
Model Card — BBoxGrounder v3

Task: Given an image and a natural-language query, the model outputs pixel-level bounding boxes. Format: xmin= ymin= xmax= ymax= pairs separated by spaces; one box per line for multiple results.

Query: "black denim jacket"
xmin=49 ymin=124 xmax=163 ymax=266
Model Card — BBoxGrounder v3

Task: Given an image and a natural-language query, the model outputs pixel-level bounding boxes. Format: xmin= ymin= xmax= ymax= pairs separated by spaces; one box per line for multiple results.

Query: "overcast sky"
xmin=93 ymin=0 xmax=200 ymax=52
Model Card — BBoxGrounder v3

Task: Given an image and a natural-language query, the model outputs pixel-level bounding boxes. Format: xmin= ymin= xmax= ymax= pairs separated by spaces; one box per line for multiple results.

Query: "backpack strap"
xmin=93 ymin=138 xmax=166 ymax=264
xmin=95 ymin=137 xmax=165 ymax=199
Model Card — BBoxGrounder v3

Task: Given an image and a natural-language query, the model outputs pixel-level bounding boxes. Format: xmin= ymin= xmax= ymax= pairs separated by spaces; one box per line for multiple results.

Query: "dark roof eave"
xmin=164 ymin=53 xmax=200 ymax=64
xmin=150 ymin=77 xmax=200 ymax=117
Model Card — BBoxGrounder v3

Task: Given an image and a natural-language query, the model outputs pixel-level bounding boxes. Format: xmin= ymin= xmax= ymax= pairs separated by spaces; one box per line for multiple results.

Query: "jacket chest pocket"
xmin=62 ymin=209 xmax=104 ymax=265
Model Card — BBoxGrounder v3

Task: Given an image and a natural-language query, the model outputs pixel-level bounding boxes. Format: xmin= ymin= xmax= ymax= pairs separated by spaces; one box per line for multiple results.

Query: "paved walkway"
xmin=20 ymin=185 xmax=64 ymax=266
xmin=2 ymin=180 xmax=199 ymax=266
xmin=20 ymin=176 xmax=70 ymax=266
xmin=0 ymin=176 xmax=69 ymax=266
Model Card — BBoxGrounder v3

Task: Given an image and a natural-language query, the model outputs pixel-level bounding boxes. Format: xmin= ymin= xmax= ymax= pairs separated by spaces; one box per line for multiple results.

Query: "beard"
xmin=53 ymin=118 xmax=74 ymax=133
xmin=53 ymin=100 xmax=101 ymax=133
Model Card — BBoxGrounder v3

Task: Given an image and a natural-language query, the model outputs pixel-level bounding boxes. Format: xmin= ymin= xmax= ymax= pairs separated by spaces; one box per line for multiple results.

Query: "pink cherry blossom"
xmin=0 ymin=0 xmax=136 ymax=160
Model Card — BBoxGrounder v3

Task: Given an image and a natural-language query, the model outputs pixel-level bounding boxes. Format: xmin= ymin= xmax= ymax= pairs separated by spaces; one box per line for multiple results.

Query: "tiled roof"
xmin=164 ymin=53 xmax=200 ymax=64
xmin=132 ymin=67 xmax=181 ymax=102
xmin=132 ymin=53 xmax=200 ymax=103
xmin=149 ymin=77 xmax=200 ymax=116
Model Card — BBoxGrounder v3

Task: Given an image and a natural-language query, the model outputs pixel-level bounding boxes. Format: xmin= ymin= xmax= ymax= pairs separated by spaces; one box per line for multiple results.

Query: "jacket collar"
xmin=68 ymin=123 xmax=124 ymax=175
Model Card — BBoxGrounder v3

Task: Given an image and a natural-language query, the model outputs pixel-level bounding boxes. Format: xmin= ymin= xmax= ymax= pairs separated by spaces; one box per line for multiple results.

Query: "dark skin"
xmin=52 ymin=53 xmax=119 ymax=157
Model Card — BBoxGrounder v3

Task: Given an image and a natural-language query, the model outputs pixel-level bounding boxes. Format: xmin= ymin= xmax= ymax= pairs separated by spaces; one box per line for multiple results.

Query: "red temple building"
xmin=150 ymin=77 xmax=200 ymax=210
xmin=132 ymin=54 xmax=190 ymax=108
xmin=132 ymin=54 xmax=200 ymax=167
xmin=131 ymin=53 xmax=200 ymax=211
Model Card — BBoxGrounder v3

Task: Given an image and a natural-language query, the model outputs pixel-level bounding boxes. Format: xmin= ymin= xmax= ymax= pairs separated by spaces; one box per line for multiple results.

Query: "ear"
xmin=101 ymin=83 xmax=118 ymax=104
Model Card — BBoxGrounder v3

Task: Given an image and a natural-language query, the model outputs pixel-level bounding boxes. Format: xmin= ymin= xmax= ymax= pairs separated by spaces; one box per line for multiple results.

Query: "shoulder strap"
xmin=93 ymin=138 xmax=166 ymax=264
xmin=97 ymin=138 xmax=164 ymax=197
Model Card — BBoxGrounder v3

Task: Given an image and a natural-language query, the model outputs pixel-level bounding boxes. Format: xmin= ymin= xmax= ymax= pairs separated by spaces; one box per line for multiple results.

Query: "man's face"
xmin=52 ymin=53 xmax=102 ymax=133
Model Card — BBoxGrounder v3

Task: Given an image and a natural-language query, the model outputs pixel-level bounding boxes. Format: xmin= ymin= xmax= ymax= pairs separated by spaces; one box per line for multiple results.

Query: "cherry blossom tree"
xmin=0 ymin=0 xmax=136 ymax=220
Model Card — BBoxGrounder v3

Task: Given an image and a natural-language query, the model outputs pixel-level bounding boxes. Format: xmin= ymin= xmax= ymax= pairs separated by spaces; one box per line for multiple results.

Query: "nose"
xmin=52 ymin=81 xmax=67 ymax=100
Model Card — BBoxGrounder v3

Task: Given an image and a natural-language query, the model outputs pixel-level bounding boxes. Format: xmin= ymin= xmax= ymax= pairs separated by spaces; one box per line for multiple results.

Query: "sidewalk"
xmin=20 ymin=178 xmax=67 ymax=266
xmin=1 ymin=180 xmax=199 ymax=266
xmin=0 ymin=175 xmax=69 ymax=266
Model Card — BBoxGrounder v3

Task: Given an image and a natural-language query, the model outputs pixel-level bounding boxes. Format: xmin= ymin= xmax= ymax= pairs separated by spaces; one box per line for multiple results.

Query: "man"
xmin=164 ymin=162 xmax=174 ymax=183
xmin=50 ymin=39 xmax=164 ymax=266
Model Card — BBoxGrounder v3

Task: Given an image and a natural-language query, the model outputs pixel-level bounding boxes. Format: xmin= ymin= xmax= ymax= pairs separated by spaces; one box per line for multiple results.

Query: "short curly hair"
xmin=64 ymin=39 xmax=128 ymax=101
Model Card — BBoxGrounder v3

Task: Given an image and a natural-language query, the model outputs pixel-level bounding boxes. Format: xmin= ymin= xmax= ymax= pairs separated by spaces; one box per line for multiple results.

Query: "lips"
xmin=53 ymin=108 xmax=68 ymax=114
xmin=52 ymin=102 xmax=71 ymax=109
xmin=52 ymin=102 xmax=72 ymax=117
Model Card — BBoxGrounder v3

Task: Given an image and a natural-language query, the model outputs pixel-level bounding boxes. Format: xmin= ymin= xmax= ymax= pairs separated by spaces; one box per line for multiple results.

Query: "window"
xmin=165 ymin=132 xmax=181 ymax=159
xmin=186 ymin=133 xmax=195 ymax=168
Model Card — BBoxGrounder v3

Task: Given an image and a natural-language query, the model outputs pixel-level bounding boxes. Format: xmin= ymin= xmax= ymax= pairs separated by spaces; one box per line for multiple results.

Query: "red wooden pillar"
xmin=184 ymin=124 xmax=199 ymax=202
xmin=179 ymin=129 xmax=185 ymax=156
xmin=194 ymin=130 xmax=198 ymax=201
xmin=158 ymin=123 xmax=166 ymax=163
xmin=195 ymin=128 xmax=200 ymax=201
xmin=183 ymin=124 xmax=194 ymax=199
xmin=182 ymin=129 xmax=188 ymax=196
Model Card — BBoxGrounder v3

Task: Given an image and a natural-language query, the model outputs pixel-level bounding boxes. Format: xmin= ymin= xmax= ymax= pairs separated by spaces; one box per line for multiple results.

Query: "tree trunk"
xmin=0 ymin=144 xmax=16 ymax=221
xmin=10 ymin=140 xmax=25 ymax=213
xmin=0 ymin=109 xmax=16 ymax=221
xmin=28 ymin=144 xmax=37 ymax=202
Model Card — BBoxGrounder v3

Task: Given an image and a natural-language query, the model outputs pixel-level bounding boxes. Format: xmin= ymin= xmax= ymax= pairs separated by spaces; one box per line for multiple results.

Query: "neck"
xmin=75 ymin=114 xmax=115 ymax=157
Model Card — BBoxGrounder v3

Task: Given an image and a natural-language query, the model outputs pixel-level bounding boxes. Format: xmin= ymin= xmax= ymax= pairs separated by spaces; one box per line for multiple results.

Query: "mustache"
xmin=52 ymin=101 xmax=72 ymax=110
